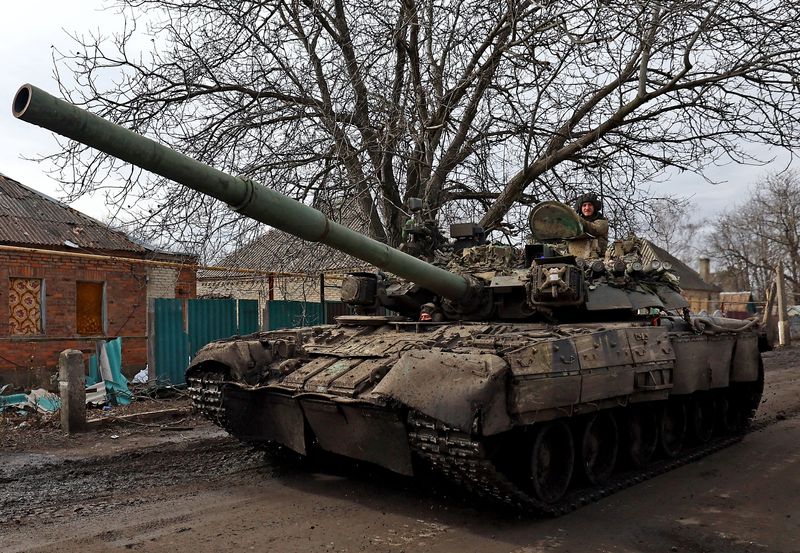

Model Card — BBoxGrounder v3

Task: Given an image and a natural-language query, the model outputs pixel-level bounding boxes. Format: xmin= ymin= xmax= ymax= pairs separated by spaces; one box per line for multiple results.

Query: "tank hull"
xmin=187 ymin=317 xmax=763 ymax=513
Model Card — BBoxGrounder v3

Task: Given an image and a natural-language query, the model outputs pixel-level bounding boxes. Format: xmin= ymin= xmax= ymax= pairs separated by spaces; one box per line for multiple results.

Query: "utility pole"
xmin=776 ymin=261 xmax=791 ymax=346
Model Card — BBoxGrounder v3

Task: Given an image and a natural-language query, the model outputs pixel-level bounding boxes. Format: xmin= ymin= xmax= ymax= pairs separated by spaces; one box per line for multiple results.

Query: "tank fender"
xmin=731 ymin=332 xmax=761 ymax=382
xmin=373 ymin=350 xmax=512 ymax=435
xmin=188 ymin=339 xmax=273 ymax=379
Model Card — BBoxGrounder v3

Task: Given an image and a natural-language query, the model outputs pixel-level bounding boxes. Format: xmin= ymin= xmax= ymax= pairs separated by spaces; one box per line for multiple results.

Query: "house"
xmin=719 ymin=291 xmax=757 ymax=319
xmin=198 ymin=209 xmax=371 ymax=328
xmin=641 ymin=245 xmax=721 ymax=313
xmin=0 ymin=173 xmax=197 ymax=389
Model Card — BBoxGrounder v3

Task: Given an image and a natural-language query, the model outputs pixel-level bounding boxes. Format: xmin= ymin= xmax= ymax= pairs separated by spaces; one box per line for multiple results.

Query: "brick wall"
xmin=147 ymin=264 xmax=196 ymax=299
xmin=198 ymin=274 xmax=343 ymax=303
xmin=685 ymin=290 xmax=718 ymax=314
xmin=0 ymin=249 xmax=149 ymax=389
xmin=147 ymin=266 xmax=178 ymax=299
xmin=175 ymin=266 xmax=197 ymax=299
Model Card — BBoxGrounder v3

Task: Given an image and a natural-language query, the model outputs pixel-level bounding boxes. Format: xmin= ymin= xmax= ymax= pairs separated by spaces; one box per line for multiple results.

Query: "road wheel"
xmin=528 ymin=421 xmax=574 ymax=504
xmin=659 ymin=401 xmax=687 ymax=458
xmin=689 ymin=394 xmax=715 ymax=444
xmin=624 ymin=406 xmax=658 ymax=468
xmin=717 ymin=391 xmax=745 ymax=434
xmin=578 ymin=411 xmax=619 ymax=485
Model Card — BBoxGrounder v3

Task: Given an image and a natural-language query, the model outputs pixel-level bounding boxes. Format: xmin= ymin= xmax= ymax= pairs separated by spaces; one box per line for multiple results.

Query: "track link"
xmin=407 ymin=411 xmax=744 ymax=516
xmin=407 ymin=412 xmax=557 ymax=515
xmin=187 ymin=372 xmax=227 ymax=423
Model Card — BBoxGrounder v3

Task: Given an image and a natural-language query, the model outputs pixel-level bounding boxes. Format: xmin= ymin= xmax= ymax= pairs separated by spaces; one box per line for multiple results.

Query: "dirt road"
xmin=2 ymin=347 xmax=799 ymax=553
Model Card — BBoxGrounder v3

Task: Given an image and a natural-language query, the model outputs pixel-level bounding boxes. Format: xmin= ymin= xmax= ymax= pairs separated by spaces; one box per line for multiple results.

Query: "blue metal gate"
xmin=152 ymin=298 xmax=259 ymax=385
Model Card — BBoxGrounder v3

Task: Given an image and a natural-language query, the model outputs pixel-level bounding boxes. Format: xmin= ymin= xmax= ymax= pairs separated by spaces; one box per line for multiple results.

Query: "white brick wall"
xmin=147 ymin=266 xmax=178 ymax=299
xmin=197 ymin=275 xmax=344 ymax=302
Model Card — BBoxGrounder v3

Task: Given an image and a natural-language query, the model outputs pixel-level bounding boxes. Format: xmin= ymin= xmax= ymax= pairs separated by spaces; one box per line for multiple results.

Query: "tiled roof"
xmin=201 ymin=229 xmax=372 ymax=278
xmin=646 ymin=242 xmax=721 ymax=293
xmin=200 ymin=203 xmax=374 ymax=278
xmin=0 ymin=173 xmax=146 ymax=253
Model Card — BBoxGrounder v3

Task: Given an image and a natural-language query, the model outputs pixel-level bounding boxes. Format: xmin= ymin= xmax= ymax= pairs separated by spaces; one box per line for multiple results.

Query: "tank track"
xmin=407 ymin=411 xmax=744 ymax=516
xmin=187 ymin=372 xmax=227 ymax=424
xmin=188 ymin=373 xmax=749 ymax=516
xmin=407 ymin=412 xmax=558 ymax=514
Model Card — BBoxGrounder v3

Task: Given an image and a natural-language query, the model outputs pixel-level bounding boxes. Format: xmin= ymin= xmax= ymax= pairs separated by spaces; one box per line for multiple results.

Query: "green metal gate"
xmin=265 ymin=300 xmax=324 ymax=330
xmin=264 ymin=300 xmax=392 ymax=329
xmin=153 ymin=298 xmax=191 ymax=387
xmin=152 ymin=298 xmax=259 ymax=385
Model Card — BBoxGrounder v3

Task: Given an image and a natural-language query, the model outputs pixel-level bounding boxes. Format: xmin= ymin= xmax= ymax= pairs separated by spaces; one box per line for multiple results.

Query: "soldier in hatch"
xmin=573 ymin=192 xmax=609 ymax=256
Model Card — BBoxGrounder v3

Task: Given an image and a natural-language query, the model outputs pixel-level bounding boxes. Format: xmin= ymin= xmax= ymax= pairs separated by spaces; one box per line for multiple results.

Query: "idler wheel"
xmin=528 ymin=421 xmax=575 ymax=504
xmin=624 ymin=406 xmax=658 ymax=468
xmin=659 ymin=401 xmax=687 ymax=458
xmin=577 ymin=411 xmax=619 ymax=485
xmin=689 ymin=394 xmax=715 ymax=444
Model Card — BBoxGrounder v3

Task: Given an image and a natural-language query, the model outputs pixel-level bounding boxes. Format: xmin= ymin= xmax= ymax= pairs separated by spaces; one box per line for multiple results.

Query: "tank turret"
xmin=341 ymin=198 xmax=688 ymax=322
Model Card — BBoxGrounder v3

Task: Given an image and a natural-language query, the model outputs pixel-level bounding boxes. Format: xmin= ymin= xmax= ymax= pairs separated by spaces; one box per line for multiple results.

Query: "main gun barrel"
xmin=12 ymin=84 xmax=471 ymax=302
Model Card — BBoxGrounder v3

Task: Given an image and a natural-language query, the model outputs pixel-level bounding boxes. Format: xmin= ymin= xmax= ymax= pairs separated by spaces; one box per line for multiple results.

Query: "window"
xmin=76 ymin=281 xmax=105 ymax=335
xmin=9 ymin=278 xmax=44 ymax=335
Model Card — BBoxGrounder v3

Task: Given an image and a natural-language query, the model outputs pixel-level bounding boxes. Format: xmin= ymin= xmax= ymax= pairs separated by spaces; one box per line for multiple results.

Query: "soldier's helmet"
xmin=574 ymin=192 xmax=603 ymax=215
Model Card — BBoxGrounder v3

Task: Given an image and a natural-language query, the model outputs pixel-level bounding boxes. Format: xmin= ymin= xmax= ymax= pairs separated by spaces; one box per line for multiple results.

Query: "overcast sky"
xmin=0 ymin=1 xmax=796 ymax=224
xmin=0 ymin=1 xmax=122 ymax=214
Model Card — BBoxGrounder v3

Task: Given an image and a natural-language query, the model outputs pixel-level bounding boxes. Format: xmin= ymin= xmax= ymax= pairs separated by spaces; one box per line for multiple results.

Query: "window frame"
xmin=8 ymin=277 xmax=46 ymax=336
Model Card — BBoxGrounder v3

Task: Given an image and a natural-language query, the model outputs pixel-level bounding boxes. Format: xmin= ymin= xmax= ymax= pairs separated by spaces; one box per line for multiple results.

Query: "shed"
xmin=197 ymin=204 xmax=372 ymax=327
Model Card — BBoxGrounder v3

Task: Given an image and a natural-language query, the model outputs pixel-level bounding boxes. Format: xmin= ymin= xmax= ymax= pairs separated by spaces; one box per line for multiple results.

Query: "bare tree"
xmin=636 ymin=198 xmax=703 ymax=265
xmin=43 ymin=0 xmax=800 ymax=261
xmin=706 ymin=170 xmax=800 ymax=301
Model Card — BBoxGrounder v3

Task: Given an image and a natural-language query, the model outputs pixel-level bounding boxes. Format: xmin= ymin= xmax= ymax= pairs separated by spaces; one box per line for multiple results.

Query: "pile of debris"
xmin=0 ymin=338 xmax=132 ymax=418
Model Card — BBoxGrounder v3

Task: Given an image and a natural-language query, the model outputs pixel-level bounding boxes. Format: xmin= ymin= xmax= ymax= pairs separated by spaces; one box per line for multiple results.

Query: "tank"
xmin=13 ymin=84 xmax=765 ymax=514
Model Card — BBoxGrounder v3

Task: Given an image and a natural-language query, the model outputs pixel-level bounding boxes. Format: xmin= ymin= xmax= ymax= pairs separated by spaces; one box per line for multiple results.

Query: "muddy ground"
xmin=1 ymin=347 xmax=799 ymax=553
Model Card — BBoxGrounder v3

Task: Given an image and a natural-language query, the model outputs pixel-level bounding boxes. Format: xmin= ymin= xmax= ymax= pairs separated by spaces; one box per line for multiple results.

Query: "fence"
xmin=150 ymin=298 xmax=259 ymax=385
xmin=262 ymin=300 xmax=373 ymax=329
xmin=150 ymin=295 xmax=367 ymax=385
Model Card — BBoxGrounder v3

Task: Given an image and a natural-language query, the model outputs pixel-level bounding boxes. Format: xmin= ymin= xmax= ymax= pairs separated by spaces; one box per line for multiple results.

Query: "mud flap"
xmin=373 ymin=350 xmax=512 ymax=435
xmin=300 ymin=399 xmax=413 ymax=475
xmin=223 ymin=387 xmax=307 ymax=455
xmin=671 ymin=335 xmax=733 ymax=394
xmin=731 ymin=333 xmax=760 ymax=382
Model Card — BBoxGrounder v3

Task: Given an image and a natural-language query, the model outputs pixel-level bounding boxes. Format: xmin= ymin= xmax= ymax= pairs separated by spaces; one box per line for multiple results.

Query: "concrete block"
xmin=59 ymin=349 xmax=87 ymax=433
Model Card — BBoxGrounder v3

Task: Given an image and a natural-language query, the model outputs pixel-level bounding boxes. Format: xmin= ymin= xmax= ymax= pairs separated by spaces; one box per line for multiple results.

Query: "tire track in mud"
xmin=6 ymin=400 xmax=797 ymax=527
xmin=0 ymin=437 xmax=264 ymax=525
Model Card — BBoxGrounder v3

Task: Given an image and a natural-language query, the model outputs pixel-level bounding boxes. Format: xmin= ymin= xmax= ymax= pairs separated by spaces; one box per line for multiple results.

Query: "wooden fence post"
xmin=776 ymin=261 xmax=791 ymax=346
